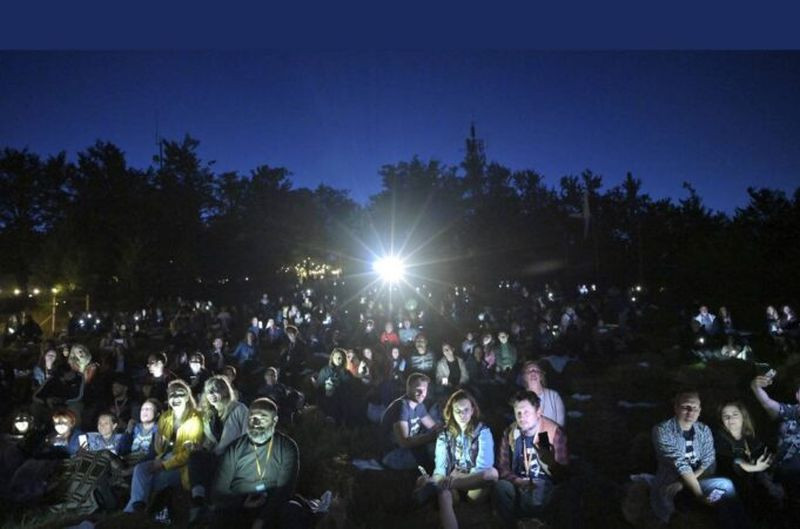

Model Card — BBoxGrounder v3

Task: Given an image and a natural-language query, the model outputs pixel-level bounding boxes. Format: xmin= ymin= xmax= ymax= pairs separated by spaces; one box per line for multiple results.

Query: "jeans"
xmin=123 ymin=460 xmax=182 ymax=512
xmin=674 ymin=477 xmax=751 ymax=529
xmin=492 ymin=479 xmax=553 ymax=529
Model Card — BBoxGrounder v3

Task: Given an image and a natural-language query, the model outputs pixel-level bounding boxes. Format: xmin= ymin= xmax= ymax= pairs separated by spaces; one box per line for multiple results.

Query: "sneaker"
xmin=154 ymin=506 xmax=172 ymax=525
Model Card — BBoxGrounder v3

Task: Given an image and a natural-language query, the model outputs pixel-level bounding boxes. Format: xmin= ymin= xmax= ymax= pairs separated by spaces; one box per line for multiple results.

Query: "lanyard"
xmin=252 ymin=438 xmax=274 ymax=481
xmin=520 ymin=428 xmax=539 ymax=477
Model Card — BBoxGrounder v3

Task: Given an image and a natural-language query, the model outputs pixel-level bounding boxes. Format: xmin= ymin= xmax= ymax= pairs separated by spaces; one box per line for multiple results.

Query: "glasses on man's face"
xmin=679 ymin=405 xmax=700 ymax=413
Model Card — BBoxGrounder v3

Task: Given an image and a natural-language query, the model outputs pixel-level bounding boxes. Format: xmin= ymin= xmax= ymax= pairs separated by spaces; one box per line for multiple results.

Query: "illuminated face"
xmin=498 ymin=332 xmax=508 ymax=344
xmin=140 ymin=401 xmax=157 ymax=423
xmin=97 ymin=415 xmax=116 ymax=437
xmin=391 ymin=347 xmax=400 ymax=359
xmin=363 ymin=348 xmax=373 ymax=360
xmin=345 ymin=350 xmax=355 ymax=362
xmin=675 ymin=396 xmax=701 ymax=427
xmin=331 ymin=351 xmax=343 ymax=366
xmin=247 ymin=408 xmax=278 ymax=444
xmin=415 ymin=337 xmax=427 ymax=351
xmin=442 ymin=344 xmax=454 ymax=357
xmin=452 ymin=398 xmax=473 ymax=431
xmin=384 ymin=322 xmax=393 ymax=333
xmin=409 ymin=381 xmax=428 ymax=404
xmin=53 ymin=416 xmax=73 ymax=436
xmin=213 ymin=338 xmax=223 ymax=350
xmin=189 ymin=357 xmax=203 ymax=374
xmin=168 ymin=387 xmax=189 ymax=409
xmin=14 ymin=416 xmax=31 ymax=434
xmin=699 ymin=306 xmax=708 ymax=315
xmin=44 ymin=350 xmax=57 ymax=367
xmin=720 ymin=405 xmax=744 ymax=438
xmin=147 ymin=357 xmax=164 ymax=377
xmin=206 ymin=381 xmax=228 ymax=405
xmin=514 ymin=400 xmax=540 ymax=434
xmin=523 ymin=365 xmax=544 ymax=388
xmin=264 ymin=370 xmax=277 ymax=385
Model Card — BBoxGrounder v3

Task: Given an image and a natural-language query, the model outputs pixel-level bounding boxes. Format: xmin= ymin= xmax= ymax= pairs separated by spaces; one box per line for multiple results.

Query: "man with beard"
xmin=210 ymin=398 xmax=304 ymax=529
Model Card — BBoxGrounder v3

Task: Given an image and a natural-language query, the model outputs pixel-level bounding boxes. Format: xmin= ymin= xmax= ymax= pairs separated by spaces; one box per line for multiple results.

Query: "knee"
xmin=482 ymin=467 xmax=499 ymax=482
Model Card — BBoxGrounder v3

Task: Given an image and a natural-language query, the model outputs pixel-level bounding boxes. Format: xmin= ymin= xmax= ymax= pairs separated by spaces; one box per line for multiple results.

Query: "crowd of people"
xmin=0 ymin=278 xmax=798 ymax=528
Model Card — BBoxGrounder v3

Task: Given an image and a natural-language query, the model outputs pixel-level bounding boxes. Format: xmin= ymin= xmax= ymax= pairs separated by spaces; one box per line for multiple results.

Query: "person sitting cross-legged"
xmin=415 ymin=389 xmax=497 ymax=529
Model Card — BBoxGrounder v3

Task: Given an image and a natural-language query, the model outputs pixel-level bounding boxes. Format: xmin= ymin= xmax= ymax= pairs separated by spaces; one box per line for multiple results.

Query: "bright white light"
xmin=373 ymin=256 xmax=406 ymax=283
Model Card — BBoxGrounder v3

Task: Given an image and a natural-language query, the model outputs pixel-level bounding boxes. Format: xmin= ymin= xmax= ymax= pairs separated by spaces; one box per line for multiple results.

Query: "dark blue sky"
xmin=2 ymin=51 xmax=799 ymax=212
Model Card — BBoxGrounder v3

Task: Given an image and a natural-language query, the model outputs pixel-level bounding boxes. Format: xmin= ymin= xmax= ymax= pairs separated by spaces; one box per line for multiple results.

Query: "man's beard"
xmin=247 ymin=425 xmax=275 ymax=444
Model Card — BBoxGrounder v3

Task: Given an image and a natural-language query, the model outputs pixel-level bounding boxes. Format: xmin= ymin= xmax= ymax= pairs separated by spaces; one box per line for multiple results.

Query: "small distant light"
xmin=32 ymin=288 xmax=41 ymax=295
xmin=635 ymin=285 xmax=642 ymax=292
xmin=51 ymin=287 xmax=59 ymax=294
xmin=13 ymin=288 xmax=21 ymax=296
xmin=631 ymin=296 xmax=637 ymax=302
xmin=244 ymin=277 xmax=250 ymax=282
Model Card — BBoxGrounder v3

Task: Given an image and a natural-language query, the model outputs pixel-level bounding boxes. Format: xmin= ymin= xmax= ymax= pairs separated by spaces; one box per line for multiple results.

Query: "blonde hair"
xmin=200 ymin=375 xmax=237 ymax=421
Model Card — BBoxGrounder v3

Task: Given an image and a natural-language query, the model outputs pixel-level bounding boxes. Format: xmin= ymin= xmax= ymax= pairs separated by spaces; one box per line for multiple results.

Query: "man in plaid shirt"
xmin=493 ymin=390 xmax=568 ymax=528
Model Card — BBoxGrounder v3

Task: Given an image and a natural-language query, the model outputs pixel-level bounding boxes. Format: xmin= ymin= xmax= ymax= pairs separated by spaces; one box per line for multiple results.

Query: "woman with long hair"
xmin=187 ymin=375 xmax=249 ymax=518
xmin=416 ymin=389 xmax=497 ymax=529
xmin=714 ymin=401 xmax=784 ymax=515
xmin=124 ymin=379 xmax=204 ymax=514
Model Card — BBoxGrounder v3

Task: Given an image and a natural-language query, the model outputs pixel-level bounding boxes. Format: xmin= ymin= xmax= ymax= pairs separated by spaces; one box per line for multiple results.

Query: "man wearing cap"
xmin=210 ymin=397 xmax=305 ymax=529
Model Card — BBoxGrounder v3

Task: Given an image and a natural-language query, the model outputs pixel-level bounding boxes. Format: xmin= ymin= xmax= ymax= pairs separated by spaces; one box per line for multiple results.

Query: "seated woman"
xmin=42 ymin=408 xmax=84 ymax=458
xmin=187 ymin=375 xmax=249 ymax=512
xmin=714 ymin=401 xmax=784 ymax=514
xmin=519 ymin=360 xmax=566 ymax=427
xmin=416 ymin=389 xmax=497 ymax=529
xmin=125 ymin=398 xmax=161 ymax=465
xmin=32 ymin=343 xmax=61 ymax=391
xmin=435 ymin=343 xmax=469 ymax=396
xmin=184 ymin=351 xmax=212 ymax=398
xmin=313 ymin=348 xmax=354 ymax=424
xmin=124 ymin=380 xmax=205 ymax=514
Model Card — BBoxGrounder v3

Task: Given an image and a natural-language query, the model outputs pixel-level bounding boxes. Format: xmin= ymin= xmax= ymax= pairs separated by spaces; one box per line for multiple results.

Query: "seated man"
xmin=81 ymin=411 xmax=129 ymax=456
xmin=692 ymin=306 xmax=717 ymax=335
xmin=651 ymin=390 xmax=747 ymax=528
xmin=211 ymin=398 xmax=307 ymax=529
xmin=493 ymin=390 xmax=568 ymax=529
xmin=381 ymin=373 xmax=442 ymax=470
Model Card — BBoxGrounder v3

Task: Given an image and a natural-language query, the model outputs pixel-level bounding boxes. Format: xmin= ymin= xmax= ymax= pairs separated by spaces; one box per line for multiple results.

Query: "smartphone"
xmin=417 ymin=465 xmax=429 ymax=478
xmin=707 ymin=488 xmax=725 ymax=503
xmin=537 ymin=431 xmax=551 ymax=451
xmin=755 ymin=362 xmax=772 ymax=376
xmin=78 ymin=434 xmax=88 ymax=448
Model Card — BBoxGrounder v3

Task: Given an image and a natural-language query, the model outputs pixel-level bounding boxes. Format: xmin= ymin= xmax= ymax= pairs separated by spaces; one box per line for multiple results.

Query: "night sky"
xmin=2 ymin=51 xmax=799 ymax=213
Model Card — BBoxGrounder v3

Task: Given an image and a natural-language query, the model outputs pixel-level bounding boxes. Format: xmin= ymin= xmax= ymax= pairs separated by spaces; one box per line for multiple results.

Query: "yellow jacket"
xmin=154 ymin=407 xmax=205 ymax=489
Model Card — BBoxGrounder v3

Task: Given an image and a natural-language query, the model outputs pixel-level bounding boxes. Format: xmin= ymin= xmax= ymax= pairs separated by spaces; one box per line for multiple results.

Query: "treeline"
xmin=1 ymin=133 xmax=799 ymax=318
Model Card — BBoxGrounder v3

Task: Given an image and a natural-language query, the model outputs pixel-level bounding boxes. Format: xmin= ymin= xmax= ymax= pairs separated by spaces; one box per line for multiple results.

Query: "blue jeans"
xmin=492 ymin=478 xmax=554 ymax=529
xmin=124 ymin=460 xmax=182 ymax=512
xmin=675 ymin=477 xmax=750 ymax=529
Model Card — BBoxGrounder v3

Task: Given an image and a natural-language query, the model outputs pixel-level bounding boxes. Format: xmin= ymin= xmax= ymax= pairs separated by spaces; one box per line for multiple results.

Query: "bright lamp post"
xmin=373 ymin=256 xmax=406 ymax=284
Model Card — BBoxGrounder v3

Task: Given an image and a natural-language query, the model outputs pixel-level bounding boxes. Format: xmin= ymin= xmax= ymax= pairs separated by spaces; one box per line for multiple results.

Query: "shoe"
xmin=154 ymin=506 xmax=172 ymax=525
xmin=412 ymin=482 xmax=438 ymax=505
